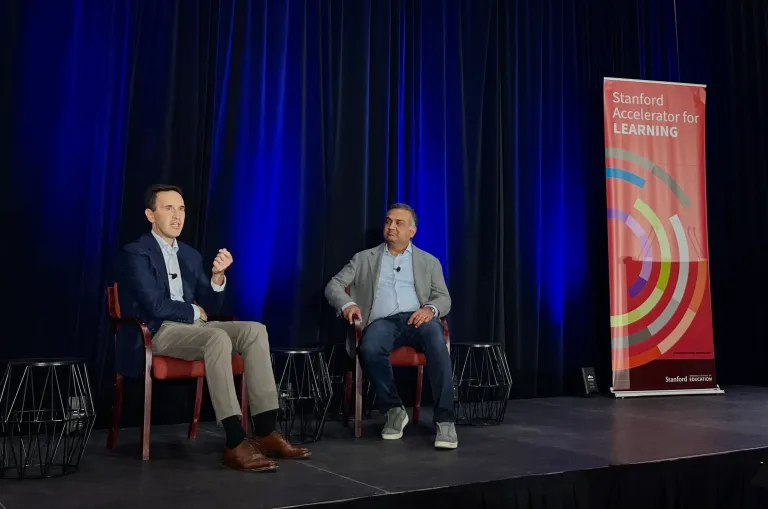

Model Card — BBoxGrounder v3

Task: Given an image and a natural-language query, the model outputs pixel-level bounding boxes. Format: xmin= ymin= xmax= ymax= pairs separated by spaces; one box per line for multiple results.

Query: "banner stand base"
xmin=611 ymin=387 xmax=725 ymax=399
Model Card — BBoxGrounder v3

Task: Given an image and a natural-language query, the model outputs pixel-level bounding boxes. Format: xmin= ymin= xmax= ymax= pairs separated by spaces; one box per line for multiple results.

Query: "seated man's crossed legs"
xmin=359 ymin=313 xmax=458 ymax=449
xmin=152 ymin=320 xmax=311 ymax=471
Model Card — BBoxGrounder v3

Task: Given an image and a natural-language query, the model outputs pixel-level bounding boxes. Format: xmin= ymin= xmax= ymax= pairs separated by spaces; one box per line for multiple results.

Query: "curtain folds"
xmin=1 ymin=0 xmax=766 ymax=426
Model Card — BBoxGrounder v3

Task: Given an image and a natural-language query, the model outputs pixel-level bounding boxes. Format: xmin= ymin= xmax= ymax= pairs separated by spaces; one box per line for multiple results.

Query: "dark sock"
xmin=251 ymin=410 xmax=278 ymax=437
xmin=222 ymin=415 xmax=247 ymax=449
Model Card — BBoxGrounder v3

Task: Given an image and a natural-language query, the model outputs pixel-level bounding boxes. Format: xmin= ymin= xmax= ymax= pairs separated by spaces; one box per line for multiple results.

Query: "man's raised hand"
xmin=212 ymin=248 xmax=233 ymax=275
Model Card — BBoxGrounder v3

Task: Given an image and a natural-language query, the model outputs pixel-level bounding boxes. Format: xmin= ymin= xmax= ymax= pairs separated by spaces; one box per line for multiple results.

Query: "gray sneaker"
xmin=381 ymin=406 xmax=409 ymax=440
xmin=434 ymin=422 xmax=458 ymax=449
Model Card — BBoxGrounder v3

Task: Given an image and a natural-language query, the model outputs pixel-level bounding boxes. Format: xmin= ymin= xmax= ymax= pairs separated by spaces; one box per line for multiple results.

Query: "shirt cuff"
xmin=425 ymin=305 xmax=439 ymax=318
xmin=211 ymin=275 xmax=226 ymax=292
xmin=341 ymin=302 xmax=357 ymax=312
xmin=192 ymin=304 xmax=201 ymax=321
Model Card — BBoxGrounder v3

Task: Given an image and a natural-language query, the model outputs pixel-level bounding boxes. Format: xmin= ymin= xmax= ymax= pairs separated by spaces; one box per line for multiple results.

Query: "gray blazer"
xmin=324 ymin=243 xmax=451 ymax=329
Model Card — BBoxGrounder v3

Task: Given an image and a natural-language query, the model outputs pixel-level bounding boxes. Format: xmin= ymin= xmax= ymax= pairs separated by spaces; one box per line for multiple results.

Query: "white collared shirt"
xmin=150 ymin=230 xmax=225 ymax=320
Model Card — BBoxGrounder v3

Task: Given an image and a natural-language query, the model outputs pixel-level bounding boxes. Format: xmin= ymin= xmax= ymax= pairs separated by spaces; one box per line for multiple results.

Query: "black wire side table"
xmin=271 ymin=348 xmax=332 ymax=443
xmin=451 ymin=344 xmax=512 ymax=426
xmin=321 ymin=343 xmax=349 ymax=420
xmin=0 ymin=359 xmax=96 ymax=479
xmin=320 ymin=343 xmax=378 ymax=425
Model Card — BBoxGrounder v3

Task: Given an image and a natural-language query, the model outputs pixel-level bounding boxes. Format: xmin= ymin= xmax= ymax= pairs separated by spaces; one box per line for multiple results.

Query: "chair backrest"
xmin=106 ymin=282 xmax=121 ymax=320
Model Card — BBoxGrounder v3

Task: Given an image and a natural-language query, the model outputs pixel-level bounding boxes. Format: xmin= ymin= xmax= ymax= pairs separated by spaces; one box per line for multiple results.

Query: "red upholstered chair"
xmin=105 ymin=282 xmax=248 ymax=460
xmin=342 ymin=289 xmax=450 ymax=438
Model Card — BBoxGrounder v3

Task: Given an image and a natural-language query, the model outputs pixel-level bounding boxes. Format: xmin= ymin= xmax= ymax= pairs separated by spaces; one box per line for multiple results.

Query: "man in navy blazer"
xmin=117 ymin=184 xmax=310 ymax=472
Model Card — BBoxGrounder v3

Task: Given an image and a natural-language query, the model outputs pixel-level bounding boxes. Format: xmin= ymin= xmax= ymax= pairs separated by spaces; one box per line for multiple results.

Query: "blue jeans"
xmin=359 ymin=312 xmax=455 ymax=423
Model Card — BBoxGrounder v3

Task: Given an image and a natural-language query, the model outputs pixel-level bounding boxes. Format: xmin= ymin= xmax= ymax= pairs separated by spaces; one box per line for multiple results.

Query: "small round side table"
xmin=451 ymin=343 xmax=512 ymax=426
xmin=0 ymin=358 xmax=96 ymax=478
xmin=271 ymin=348 xmax=333 ymax=443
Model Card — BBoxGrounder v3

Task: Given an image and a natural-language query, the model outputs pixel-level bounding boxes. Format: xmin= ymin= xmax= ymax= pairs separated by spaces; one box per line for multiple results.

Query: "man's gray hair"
xmin=388 ymin=203 xmax=418 ymax=227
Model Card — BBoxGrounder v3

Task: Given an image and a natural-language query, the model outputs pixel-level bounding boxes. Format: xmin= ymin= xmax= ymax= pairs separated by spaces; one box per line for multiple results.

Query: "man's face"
xmin=383 ymin=208 xmax=416 ymax=244
xmin=145 ymin=191 xmax=185 ymax=241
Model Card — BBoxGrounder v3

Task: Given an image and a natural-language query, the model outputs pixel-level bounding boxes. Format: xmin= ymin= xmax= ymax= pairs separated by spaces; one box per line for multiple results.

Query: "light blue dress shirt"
xmin=360 ymin=242 xmax=437 ymax=322
xmin=150 ymin=230 xmax=225 ymax=320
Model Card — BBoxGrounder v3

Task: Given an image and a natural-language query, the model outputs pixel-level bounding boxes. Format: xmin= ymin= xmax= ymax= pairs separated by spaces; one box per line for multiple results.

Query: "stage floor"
xmin=4 ymin=386 xmax=768 ymax=509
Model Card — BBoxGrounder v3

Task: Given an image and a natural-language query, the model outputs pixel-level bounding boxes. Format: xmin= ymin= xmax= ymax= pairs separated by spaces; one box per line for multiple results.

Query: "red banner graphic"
xmin=603 ymin=78 xmax=720 ymax=395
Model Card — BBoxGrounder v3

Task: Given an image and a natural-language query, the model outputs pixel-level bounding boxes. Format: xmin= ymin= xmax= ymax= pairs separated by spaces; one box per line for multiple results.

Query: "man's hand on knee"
xmin=194 ymin=304 xmax=208 ymax=321
xmin=407 ymin=307 xmax=435 ymax=328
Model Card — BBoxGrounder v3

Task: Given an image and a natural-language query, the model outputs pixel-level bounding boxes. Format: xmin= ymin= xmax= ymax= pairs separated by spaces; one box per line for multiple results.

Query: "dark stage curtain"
xmin=692 ymin=0 xmax=768 ymax=387
xmin=1 ymin=0 xmax=767 ymax=427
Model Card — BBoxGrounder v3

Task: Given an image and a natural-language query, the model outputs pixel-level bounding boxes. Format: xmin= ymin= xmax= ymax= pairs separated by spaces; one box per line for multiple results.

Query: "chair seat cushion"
xmin=152 ymin=354 xmax=245 ymax=379
xmin=389 ymin=347 xmax=426 ymax=367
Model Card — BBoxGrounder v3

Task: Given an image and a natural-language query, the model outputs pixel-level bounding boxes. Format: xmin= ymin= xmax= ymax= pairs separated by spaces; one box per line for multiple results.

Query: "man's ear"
xmin=145 ymin=208 xmax=155 ymax=224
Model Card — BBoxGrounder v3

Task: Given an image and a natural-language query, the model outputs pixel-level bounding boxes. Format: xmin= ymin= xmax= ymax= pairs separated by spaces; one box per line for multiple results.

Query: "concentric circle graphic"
xmin=605 ymin=148 xmax=709 ymax=370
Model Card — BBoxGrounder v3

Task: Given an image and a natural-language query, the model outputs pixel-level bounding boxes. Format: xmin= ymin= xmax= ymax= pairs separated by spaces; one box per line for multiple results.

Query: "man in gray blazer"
xmin=325 ymin=203 xmax=457 ymax=449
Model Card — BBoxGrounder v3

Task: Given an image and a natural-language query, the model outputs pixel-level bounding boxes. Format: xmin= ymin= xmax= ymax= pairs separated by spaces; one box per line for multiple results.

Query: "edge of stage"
xmin=4 ymin=386 xmax=768 ymax=509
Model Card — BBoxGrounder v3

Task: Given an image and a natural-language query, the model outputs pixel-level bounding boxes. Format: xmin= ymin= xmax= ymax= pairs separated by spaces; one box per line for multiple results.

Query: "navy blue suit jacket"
xmin=115 ymin=233 xmax=226 ymax=377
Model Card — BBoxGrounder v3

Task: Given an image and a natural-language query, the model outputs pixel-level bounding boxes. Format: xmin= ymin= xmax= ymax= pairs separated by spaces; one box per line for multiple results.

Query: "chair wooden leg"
xmin=414 ymin=365 xmax=424 ymax=423
xmin=342 ymin=371 xmax=353 ymax=426
xmin=188 ymin=377 xmax=204 ymax=439
xmin=107 ymin=374 xmax=123 ymax=450
xmin=354 ymin=356 xmax=363 ymax=438
xmin=239 ymin=375 xmax=248 ymax=432
xmin=142 ymin=370 xmax=152 ymax=461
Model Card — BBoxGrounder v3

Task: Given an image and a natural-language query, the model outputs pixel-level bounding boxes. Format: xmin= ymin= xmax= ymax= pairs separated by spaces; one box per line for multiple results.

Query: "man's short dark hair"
xmin=388 ymin=203 xmax=418 ymax=227
xmin=145 ymin=184 xmax=183 ymax=211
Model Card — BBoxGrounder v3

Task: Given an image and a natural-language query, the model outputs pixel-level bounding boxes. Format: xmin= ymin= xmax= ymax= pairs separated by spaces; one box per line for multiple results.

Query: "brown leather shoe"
xmin=222 ymin=440 xmax=278 ymax=472
xmin=250 ymin=432 xmax=312 ymax=459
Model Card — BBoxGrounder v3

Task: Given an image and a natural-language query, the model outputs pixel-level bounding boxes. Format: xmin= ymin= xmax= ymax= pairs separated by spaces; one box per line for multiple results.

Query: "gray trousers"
xmin=152 ymin=320 xmax=278 ymax=423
